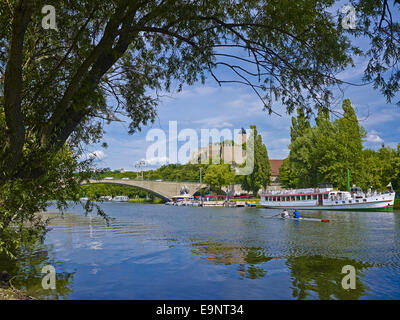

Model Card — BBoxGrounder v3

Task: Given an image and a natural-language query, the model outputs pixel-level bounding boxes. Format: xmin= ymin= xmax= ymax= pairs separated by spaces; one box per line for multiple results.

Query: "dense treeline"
xmin=94 ymin=163 xmax=210 ymax=182
xmin=80 ymin=184 xmax=154 ymax=200
xmin=279 ymin=99 xmax=400 ymax=191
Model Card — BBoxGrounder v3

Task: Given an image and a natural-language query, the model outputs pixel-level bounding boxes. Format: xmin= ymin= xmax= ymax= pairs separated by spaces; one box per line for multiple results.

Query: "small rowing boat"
xmin=284 ymin=216 xmax=330 ymax=223
xmin=261 ymin=216 xmax=330 ymax=223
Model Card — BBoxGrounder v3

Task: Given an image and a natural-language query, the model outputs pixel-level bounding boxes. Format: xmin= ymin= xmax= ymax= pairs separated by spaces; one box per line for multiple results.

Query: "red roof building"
xmin=270 ymin=159 xmax=284 ymax=181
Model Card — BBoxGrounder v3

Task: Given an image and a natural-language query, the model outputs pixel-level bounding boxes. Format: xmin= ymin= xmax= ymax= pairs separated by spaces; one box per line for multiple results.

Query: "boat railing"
xmin=263 ymin=187 xmax=330 ymax=195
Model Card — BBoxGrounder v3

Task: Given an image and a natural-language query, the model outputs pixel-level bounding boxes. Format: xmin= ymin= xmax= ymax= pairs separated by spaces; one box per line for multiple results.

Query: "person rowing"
xmin=261 ymin=211 xmax=330 ymax=223
xmin=280 ymin=209 xmax=289 ymax=218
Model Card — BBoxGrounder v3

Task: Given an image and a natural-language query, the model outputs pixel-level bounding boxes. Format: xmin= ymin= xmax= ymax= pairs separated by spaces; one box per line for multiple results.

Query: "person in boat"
xmin=281 ymin=209 xmax=289 ymax=218
xmin=293 ymin=209 xmax=300 ymax=218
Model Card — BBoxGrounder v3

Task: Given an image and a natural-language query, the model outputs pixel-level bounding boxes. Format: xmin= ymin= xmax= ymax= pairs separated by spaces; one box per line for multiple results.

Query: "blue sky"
xmin=85 ymin=7 xmax=400 ymax=171
xmin=87 ymin=70 xmax=400 ymax=171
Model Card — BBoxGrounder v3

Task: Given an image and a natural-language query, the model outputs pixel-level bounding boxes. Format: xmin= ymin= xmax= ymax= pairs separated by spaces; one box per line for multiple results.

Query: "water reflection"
xmin=286 ymin=256 xmax=373 ymax=300
xmin=0 ymin=244 xmax=74 ymax=299
xmin=189 ymin=239 xmax=374 ymax=299
xmin=191 ymin=242 xmax=274 ymax=279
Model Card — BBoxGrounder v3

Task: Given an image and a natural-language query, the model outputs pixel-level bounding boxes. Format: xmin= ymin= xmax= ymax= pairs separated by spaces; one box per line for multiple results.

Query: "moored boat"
xmin=112 ymin=196 xmax=129 ymax=202
xmin=169 ymin=194 xmax=195 ymax=206
xmin=99 ymin=195 xmax=113 ymax=201
xmin=259 ymin=185 xmax=395 ymax=212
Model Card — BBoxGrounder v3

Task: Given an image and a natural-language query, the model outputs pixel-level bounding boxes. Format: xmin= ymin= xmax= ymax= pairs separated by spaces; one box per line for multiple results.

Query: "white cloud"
xmin=143 ymin=156 xmax=170 ymax=165
xmin=177 ymin=86 xmax=218 ymax=98
xmin=193 ymin=116 xmax=234 ymax=129
xmin=365 ymin=129 xmax=384 ymax=144
xmin=385 ymin=142 xmax=399 ymax=149
xmin=88 ymin=150 xmax=106 ymax=160
xmin=277 ymin=138 xmax=291 ymax=144
xmin=364 ymin=113 xmax=396 ymax=126
xmin=260 ymin=131 xmax=290 ymax=159
xmin=366 ymin=134 xmax=384 ymax=143
xmin=362 ymin=108 xmax=400 ymax=126
xmin=336 ymin=57 xmax=369 ymax=82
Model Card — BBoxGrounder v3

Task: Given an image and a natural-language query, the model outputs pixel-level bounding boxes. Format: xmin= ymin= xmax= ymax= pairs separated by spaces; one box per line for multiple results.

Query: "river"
xmin=2 ymin=202 xmax=400 ymax=299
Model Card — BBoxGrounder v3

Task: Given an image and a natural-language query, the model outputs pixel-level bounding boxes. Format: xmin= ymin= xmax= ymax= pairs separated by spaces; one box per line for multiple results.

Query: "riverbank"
xmin=395 ymin=198 xmax=400 ymax=210
xmin=0 ymin=288 xmax=34 ymax=300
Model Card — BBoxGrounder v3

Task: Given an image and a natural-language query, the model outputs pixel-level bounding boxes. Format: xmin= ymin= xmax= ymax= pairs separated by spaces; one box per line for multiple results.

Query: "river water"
xmin=2 ymin=203 xmax=400 ymax=299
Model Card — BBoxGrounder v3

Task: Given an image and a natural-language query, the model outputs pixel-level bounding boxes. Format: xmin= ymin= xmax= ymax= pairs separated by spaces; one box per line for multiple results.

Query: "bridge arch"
xmin=81 ymin=179 xmax=251 ymax=201
xmin=81 ymin=181 xmax=171 ymax=202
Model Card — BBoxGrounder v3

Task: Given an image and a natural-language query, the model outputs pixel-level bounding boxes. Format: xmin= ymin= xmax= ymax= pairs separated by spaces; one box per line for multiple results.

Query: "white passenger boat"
xmin=259 ymin=185 xmax=395 ymax=212
xmin=112 ymin=196 xmax=129 ymax=202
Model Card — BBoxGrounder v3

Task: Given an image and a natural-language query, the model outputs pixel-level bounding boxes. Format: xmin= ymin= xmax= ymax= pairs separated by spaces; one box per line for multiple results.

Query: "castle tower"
xmin=239 ymin=128 xmax=246 ymax=145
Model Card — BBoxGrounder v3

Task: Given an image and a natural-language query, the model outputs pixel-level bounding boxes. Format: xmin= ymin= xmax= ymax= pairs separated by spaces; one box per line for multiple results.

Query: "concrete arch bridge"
xmin=84 ymin=179 xmax=209 ymax=202
xmin=83 ymin=179 xmax=251 ymax=202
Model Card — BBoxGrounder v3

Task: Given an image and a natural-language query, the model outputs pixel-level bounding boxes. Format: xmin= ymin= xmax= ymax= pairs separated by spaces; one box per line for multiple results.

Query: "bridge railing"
xmin=92 ymin=177 xmax=201 ymax=183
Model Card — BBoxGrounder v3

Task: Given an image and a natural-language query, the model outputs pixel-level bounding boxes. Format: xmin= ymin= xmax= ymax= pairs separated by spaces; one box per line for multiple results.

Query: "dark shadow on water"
xmin=189 ymin=240 xmax=374 ymax=299
xmin=190 ymin=242 xmax=274 ymax=279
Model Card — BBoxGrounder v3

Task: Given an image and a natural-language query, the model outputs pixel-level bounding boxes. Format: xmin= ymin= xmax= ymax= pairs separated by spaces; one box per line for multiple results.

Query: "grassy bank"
xmin=395 ymin=198 xmax=400 ymax=210
xmin=128 ymin=198 xmax=164 ymax=204
xmin=233 ymin=198 xmax=259 ymax=203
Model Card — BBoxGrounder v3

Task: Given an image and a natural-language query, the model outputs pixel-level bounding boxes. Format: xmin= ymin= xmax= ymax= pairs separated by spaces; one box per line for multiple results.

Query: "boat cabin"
xmin=260 ymin=188 xmax=332 ymax=207
xmin=172 ymin=194 xmax=194 ymax=203
xmin=328 ymin=191 xmax=352 ymax=201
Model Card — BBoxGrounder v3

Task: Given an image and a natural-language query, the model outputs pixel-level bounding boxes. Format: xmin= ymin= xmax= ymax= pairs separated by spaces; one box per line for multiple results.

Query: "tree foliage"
xmin=350 ymin=0 xmax=400 ymax=105
xmin=0 ymin=0 xmax=357 ymax=187
xmin=81 ymin=184 xmax=155 ymax=199
xmin=203 ymin=164 xmax=235 ymax=191
xmin=290 ymin=108 xmax=311 ymax=143
xmin=362 ymin=144 xmax=400 ymax=191
xmin=241 ymin=125 xmax=271 ymax=195
xmin=280 ymin=98 xmax=400 ymax=191
xmin=0 ymin=147 xmax=90 ymax=257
